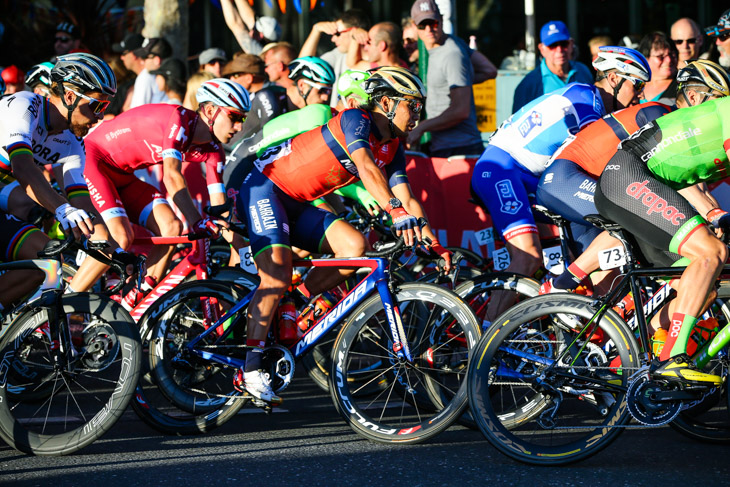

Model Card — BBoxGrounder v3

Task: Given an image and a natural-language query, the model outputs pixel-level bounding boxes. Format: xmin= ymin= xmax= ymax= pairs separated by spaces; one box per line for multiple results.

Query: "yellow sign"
xmin=473 ymin=79 xmax=496 ymax=132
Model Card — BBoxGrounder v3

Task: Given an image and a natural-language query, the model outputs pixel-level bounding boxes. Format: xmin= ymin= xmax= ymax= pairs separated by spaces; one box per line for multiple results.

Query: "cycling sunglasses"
xmin=302 ymin=79 xmax=333 ymax=97
xmin=616 ymin=74 xmax=646 ymax=93
xmin=68 ymin=89 xmax=110 ymax=114
xmin=220 ymin=106 xmax=246 ymax=124
xmin=391 ymin=97 xmax=424 ymax=114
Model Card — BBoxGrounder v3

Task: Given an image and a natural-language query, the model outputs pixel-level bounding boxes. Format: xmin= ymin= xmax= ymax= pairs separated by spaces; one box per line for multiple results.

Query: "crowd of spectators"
xmin=2 ymin=4 xmax=730 ymax=158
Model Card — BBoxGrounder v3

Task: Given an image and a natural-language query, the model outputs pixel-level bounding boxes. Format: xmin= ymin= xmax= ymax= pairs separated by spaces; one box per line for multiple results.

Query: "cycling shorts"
xmin=236 ymin=169 xmax=340 ymax=257
xmin=595 ymin=150 xmax=706 ymax=256
xmin=84 ymin=152 xmax=168 ymax=226
xmin=472 ymin=145 xmax=539 ymax=240
xmin=0 ymin=211 xmax=42 ymax=262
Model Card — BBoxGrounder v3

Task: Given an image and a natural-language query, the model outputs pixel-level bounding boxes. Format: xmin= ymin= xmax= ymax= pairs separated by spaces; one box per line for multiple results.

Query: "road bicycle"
xmin=0 ymin=236 xmax=141 ymax=455
xmin=467 ymin=214 xmax=730 ymax=465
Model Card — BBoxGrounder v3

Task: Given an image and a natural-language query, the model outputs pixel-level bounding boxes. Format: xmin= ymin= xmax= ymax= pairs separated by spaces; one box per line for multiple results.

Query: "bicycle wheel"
xmin=329 ymin=282 xmax=480 ymax=444
xmin=0 ymin=293 xmax=141 ymax=455
xmin=468 ymin=294 xmax=640 ymax=465
xmin=139 ymin=280 xmax=249 ymax=435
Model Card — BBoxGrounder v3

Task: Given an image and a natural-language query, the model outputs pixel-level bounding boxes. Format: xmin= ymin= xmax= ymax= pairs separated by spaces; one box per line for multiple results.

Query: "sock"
xmin=141 ymin=276 xmax=157 ymax=292
xmin=660 ymin=312 xmax=698 ymax=361
xmin=553 ymin=263 xmax=588 ymax=290
xmin=64 ymin=284 xmax=77 ymax=294
xmin=245 ymin=339 xmax=266 ymax=372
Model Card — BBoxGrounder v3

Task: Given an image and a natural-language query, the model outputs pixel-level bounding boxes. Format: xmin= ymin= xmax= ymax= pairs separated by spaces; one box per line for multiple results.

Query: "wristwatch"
xmin=385 ymin=198 xmax=402 ymax=213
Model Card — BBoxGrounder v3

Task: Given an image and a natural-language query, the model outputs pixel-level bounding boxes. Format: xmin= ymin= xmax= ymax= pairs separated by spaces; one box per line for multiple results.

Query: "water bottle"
xmin=276 ymin=296 xmax=298 ymax=345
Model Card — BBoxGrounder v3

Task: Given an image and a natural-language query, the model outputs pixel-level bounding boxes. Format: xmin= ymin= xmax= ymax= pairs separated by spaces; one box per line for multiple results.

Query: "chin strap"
xmin=206 ymin=106 xmax=222 ymax=144
xmin=611 ymin=77 xmax=626 ymax=112
xmin=58 ymin=85 xmax=81 ymax=126
xmin=297 ymin=83 xmax=313 ymax=107
xmin=376 ymin=97 xmax=401 ymax=139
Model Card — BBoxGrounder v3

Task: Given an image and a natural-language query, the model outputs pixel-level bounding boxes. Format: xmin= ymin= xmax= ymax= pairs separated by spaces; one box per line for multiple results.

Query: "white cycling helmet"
xmin=51 ymin=53 xmax=117 ymax=95
xmin=592 ymin=46 xmax=651 ymax=82
xmin=196 ymin=78 xmax=251 ymax=113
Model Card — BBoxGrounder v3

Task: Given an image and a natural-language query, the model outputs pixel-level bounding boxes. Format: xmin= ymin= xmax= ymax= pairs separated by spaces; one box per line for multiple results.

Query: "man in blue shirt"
xmin=512 ymin=20 xmax=594 ymax=112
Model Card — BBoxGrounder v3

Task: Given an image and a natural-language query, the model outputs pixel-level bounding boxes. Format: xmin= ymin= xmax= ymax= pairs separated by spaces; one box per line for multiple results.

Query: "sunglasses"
xmin=417 ymin=20 xmax=440 ymax=30
xmin=220 ymin=106 xmax=246 ymax=124
xmin=546 ymin=40 xmax=571 ymax=49
xmin=391 ymin=96 xmax=424 ymax=114
xmin=719 ymin=32 xmax=730 ymax=42
xmin=55 ymin=36 xmax=72 ymax=43
xmin=616 ymin=74 xmax=646 ymax=93
xmin=302 ymin=79 xmax=333 ymax=96
xmin=332 ymin=27 xmax=354 ymax=37
xmin=673 ymin=37 xmax=698 ymax=46
xmin=68 ymin=88 xmax=110 ymax=114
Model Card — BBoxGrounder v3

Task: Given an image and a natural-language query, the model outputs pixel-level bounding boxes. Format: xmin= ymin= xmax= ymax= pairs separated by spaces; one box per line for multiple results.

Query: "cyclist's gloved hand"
xmin=389 ymin=207 xmax=419 ymax=233
xmin=430 ymin=239 xmax=452 ymax=273
xmin=55 ymin=203 xmax=90 ymax=230
xmin=192 ymin=217 xmax=219 ymax=236
xmin=707 ymin=208 xmax=730 ymax=233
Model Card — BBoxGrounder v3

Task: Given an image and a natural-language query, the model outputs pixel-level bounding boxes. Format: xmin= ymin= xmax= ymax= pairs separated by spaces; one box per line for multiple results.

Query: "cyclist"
xmin=594 ymin=78 xmax=730 ymax=386
xmin=235 ymin=66 xmax=449 ymax=403
xmin=538 ymin=59 xmax=730 ymax=296
xmin=71 ymin=78 xmax=250 ymax=297
xmin=470 ymin=46 xmax=650 ymax=316
xmin=25 ymin=62 xmax=55 ymax=97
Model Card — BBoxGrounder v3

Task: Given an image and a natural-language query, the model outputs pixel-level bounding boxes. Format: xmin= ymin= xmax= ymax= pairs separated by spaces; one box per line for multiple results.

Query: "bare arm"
xmin=345 ymin=28 xmax=369 ymax=70
xmin=679 ymin=182 xmax=720 ymax=217
xmin=12 ymin=153 xmax=68 ymax=212
xmin=162 ymin=157 xmax=203 ymax=225
xmin=220 ymin=0 xmax=250 ymax=51
xmin=300 ymin=21 xmax=338 ymax=57
xmin=233 ymin=0 xmax=255 ymax=29
xmin=406 ymin=86 xmax=472 ymax=145
xmin=471 ymin=50 xmax=497 ymax=84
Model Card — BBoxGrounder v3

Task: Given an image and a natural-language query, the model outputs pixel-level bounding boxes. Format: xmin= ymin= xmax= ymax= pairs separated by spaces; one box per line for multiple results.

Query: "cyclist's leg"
xmin=137 ymin=197 xmax=182 ymax=282
xmin=0 ymin=212 xmax=49 ymax=305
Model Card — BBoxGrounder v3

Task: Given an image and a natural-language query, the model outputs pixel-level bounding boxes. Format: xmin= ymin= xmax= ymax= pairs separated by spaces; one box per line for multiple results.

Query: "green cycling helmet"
xmin=336 ymin=69 xmax=372 ymax=103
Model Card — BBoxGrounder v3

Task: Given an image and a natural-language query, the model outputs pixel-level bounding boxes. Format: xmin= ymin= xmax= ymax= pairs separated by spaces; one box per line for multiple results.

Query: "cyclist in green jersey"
xmin=595 ymin=88 xmax=730 ymax=386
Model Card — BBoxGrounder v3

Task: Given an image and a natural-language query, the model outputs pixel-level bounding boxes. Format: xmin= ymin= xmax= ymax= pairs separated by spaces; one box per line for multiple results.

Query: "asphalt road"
xmin=2 ymin=374 xmax=730 ymax=487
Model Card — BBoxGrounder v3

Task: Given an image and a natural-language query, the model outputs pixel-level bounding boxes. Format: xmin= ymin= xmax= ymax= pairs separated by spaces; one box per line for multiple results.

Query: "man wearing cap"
xmin=406 ymin=0 xmax=483 ymax=157
xmin=199 ymin=48 xmax=227 ymax=78
xmin=113 ymin=33 xmax=145 ymax=74
xmin=151 ymin=58 xmax=187 ymax=105
xmin=705 ymin=9 xmax=730 ymax=71
xmin=130 ymin=37 xmax=172 ymax=108
xmin=54 ymin=22 xmax=81 ymax=56
xmin=1 ymin=66 xmax=25 ymax=94
xmin=512 ymin=20 xmax=594 ymax=112
xmin=221 ymin=0 xmax=281 ymax=56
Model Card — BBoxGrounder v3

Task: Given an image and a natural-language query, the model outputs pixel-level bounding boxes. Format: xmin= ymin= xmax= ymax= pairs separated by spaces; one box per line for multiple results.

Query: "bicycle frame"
xmin=186 ymin=256 xmax=414 ymax=369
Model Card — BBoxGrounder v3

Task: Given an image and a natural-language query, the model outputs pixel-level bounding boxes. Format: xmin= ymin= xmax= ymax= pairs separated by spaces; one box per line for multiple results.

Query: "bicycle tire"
xmin=0 ymin=293 xmax=141 ymax=455
xmin=329 ymin=282 xmax=480 ymax=444
xmin=139 ymin=280 xmax=249 ymax=435
xmin=468 ymin=294 xmax=640 ymax=465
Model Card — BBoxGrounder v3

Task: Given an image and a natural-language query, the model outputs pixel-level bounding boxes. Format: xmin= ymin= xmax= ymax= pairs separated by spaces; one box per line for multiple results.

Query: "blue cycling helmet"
xmin=288 ymin=56 xmax=335 ymax=85
xmin=592 ymin=46 xmax=651 ymax=82
xmin=26 ymin=61 xmax=55 ymax=88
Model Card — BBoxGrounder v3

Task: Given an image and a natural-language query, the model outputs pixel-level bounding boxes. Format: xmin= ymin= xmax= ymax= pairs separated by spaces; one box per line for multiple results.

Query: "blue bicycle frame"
xmin=186 ymin=256 xmax=414 ymax=367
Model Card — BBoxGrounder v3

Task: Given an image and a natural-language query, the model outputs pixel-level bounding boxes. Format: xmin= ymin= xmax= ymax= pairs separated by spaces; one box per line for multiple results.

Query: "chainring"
xmin=627 ymin=375 xmax=682 ymax=426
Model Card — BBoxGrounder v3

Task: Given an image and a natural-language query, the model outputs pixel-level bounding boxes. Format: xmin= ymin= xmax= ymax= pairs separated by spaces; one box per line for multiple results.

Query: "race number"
xmin=492 ymin=247 xmax=511 ymax=271
xmin=542 ymin=245 xmax=565 ymax=275
xmin=476 ymin=227 xmax=494 ymax=246
xmin=76 ymin=249 xmax=87 ymax=266
xmin=598 ymin=246 xmax=627 ymax=270
xmin=239 ymin=246 xmax=258 ymax=274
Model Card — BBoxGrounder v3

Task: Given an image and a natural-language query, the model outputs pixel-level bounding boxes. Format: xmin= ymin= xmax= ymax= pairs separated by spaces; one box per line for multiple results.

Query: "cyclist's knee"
xmin=158 ymin=217 xmax=183 ymax=237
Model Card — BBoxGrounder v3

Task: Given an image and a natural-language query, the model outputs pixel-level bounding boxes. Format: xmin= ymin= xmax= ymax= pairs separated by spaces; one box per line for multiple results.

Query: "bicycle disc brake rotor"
xmin=263 ymin=344 xmax=295 ymax=393
xmin=627 ymin=375 xmax=682 ymax=426
xmin=80 ymin=320 xmax=120 ymax=371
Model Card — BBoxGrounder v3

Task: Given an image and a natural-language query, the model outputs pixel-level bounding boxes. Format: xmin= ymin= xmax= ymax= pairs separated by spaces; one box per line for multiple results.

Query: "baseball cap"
xmin=255 ymin=16 xmax=282 ymax=42
xmin=56 ymin=22 xmax=79 ymax=38
xmin=410 ymin=0 xmax=441 ymax=26
xmin=199 ymin=47 xmax=227 ymax=66
xmin=150 ymin=57 xmax=187 ymax=80
xmin=705 ymin=8 xmax=730 ymax=37
xmin=134 ymin=37 xmax=173 ymax=59
xmin=112 ymin=33 xmax=144 ymax=54
xmin=222 ymin=54 xmax=265 ymax=78
xmin=1 ymin=65 xmax=24 ymax=85
xmin=540 ymin=20 xmax=571 ymax=46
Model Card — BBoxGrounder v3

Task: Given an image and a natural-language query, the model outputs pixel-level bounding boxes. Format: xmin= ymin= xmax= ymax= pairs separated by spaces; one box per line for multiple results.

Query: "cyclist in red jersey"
xmin=537 ymin=60 xmax=730 ymax=297
xmin=235 ymin=67 xmax=450 ymax=403
xmin=69 ymin=79 xmax=250 ymax=293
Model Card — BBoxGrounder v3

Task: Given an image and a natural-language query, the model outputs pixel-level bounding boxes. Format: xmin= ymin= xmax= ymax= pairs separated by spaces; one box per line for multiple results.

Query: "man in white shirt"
xmin=130 ymin=37 xmax=172 ymax=108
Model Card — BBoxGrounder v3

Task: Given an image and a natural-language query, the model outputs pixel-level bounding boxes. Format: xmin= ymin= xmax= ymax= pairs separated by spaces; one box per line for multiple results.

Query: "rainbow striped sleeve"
xmin=7 ymin=141 xmax=32 ymax=160
xmin=66 ymin=183 xmax=90 ymax=200
xmin=7 ymin=224 xmax=41 ymax=261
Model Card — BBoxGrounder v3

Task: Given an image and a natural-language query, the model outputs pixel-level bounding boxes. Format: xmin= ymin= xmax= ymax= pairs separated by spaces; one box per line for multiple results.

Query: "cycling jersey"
xmin=84 ymin=104 xmax=226 ymax=223
xmin=225 ymin=85 xmax=289 ymax=160
xmin=620 ymin=96 xmax=730 ymax=189
xmin=255 ymin=108 xmax=407 ymax=202
xmin=489 ymin=83 xmax=606 ymax=176
xmin=0 ymin=92 xmax=87 ymax=199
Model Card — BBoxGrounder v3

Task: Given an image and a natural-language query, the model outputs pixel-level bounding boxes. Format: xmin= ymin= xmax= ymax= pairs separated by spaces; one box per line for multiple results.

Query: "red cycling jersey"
xmin=253 ymin=108 xmax=408 ymax=202
xmin=552 ymin=102 xmax=673 ymax=177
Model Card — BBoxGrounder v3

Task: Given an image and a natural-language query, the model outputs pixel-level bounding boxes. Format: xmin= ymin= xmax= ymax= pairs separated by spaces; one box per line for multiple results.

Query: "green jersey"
xmin=621 ymin=96 xmax=730 ymax=190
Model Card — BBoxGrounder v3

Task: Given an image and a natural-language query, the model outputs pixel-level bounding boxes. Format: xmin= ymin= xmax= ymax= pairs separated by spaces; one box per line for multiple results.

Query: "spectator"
xmin=405 ymin=0 xmax=483 ymax=157
xmin=222 ymin=54 xmax=267 ymax=94
xmin=639 ymin=31 xmax=678 ymax=104
xmin=151 ymin=58 xmax=187 ymax=105
xmin=704 ymin=9 xmax=730 ymax=70
xmin=588 ymin=35 xmax=613 ymax=58
xmin=198 ymin=48 xmax=227 ymax=77
xmin=130 ymin=37 xmax=172 ymax=108
xmin=221 ymin=0 xmax=281 ymax=56
xmin=512 ymin=20 xmax=594 ymax=112
xmin=54 ymin=22 xmax=81 ymax=56
xmin=261 ymin=42 xmax=296 ymax=88
xmin=112 ymin=33 xmax=145 ymax=73
xmin=2 ymin=65 xmax=25 ymax=94
xmin=183 ymin=71 xmax=215 ymax=111
xmin=105 ymin=56 xmax=136 ymax=116
xmin=346 ymin=22 xmax=406 ymax=70
xmin=402 ymin=18 xmax=419 ymax=70
xmin=671 ymin=18 xmax=703 ymax=69
xmin=299 ymin=8 xmax=371 ymax=107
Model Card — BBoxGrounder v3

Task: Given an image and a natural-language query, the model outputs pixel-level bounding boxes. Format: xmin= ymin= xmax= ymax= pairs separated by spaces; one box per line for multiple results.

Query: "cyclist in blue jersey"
xmin=470 ymin=46 xmax=650 ymax=317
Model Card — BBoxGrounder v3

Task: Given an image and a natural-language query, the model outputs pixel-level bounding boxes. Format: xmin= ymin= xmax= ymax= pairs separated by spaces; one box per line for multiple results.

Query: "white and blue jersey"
xmin=472 ymin=83 xmax=605 ymax=240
